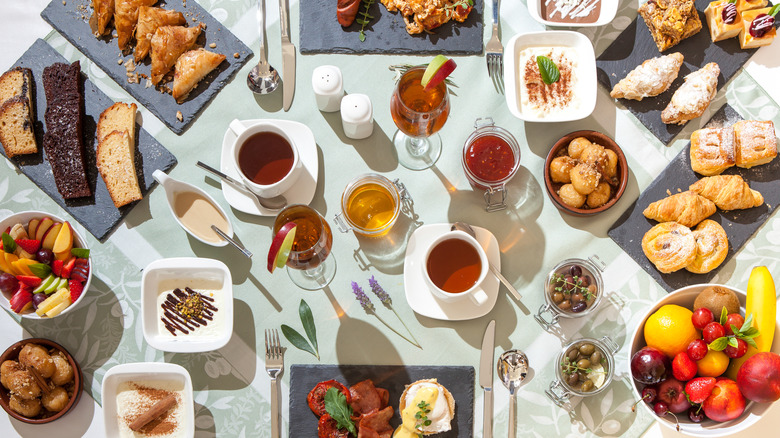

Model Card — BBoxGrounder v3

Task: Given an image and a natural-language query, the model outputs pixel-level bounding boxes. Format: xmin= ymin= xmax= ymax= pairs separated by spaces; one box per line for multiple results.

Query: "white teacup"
xmin=423 ymin=230 xmax=489 ymax=305
xmin=229 ymin=119 xmax=302 ymax=198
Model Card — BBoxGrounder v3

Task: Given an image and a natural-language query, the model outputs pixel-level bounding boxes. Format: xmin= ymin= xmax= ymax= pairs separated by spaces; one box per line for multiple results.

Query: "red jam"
xmin=750 ymin=14 xmax=775 ymax=38
xmin=721 ymin=3 xmax=737 ymax=24
xmin=465 ymin=134 xmax=515 ymax=183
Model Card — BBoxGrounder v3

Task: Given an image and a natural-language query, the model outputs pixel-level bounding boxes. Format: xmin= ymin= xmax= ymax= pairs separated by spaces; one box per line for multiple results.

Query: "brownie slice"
xmin=42 ymin=61 xmax=91 ymax=199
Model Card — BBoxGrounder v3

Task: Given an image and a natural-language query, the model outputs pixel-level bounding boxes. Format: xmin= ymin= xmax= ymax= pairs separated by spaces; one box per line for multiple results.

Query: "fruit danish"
xmin=642 ymin=221 xmax=697 ymax=273
xmin=686 ymin=219 xmax=729 ymax=274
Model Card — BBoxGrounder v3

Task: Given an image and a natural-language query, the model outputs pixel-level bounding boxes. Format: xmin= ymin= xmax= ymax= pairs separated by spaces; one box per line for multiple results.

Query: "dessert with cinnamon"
xmin=116 ymin=380 xmax=185 ymax=437
xmin=518 ymin=47 xmax=580 ymax=119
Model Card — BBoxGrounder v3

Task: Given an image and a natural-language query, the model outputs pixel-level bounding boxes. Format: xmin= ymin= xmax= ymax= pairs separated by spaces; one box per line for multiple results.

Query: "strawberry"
xmin=61 ymin=257 xmax=77 ymax=279
xmin=672 ymin=352 xmax=698 ymax=382
xmin=9 ymin=284 xmax=32 ymax=313
xmin=14 ymin=239 xmax=41 ymax=254
xmin=685 ymin=377 xmax=717 ymax=404
xmin=52 ymin=259 xmax=64 ymax=277
xmin=68 ymin=279 xmax=84 ymax=302
xmin=16 ymin=275 xmax=42 ymax=288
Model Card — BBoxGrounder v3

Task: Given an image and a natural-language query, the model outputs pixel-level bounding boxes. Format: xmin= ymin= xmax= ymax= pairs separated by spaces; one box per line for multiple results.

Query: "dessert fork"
xmin=265 ymin=329 xmax=284 ymax=438
xmin=486 ymin=0 xmax=504 ymax=93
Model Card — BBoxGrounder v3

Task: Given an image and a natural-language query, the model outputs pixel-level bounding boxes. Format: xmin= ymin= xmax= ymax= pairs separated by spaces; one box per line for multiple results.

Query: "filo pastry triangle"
xmin=115 ymin=0 xmax=158 ymax=51
xmin=134 ymin=6 xmax=186 ymax=62
xmin=173 ymin=49 xmax=226 ymax=103
xmin=150 ymin=23 xmax=203 ymax=85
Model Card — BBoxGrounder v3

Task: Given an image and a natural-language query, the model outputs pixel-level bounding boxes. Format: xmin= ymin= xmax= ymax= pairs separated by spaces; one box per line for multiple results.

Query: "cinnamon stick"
xmin=128 ymin=394 xmax=178 ymax=431
xmin=26 ymin=365 xmax=51 ymax=395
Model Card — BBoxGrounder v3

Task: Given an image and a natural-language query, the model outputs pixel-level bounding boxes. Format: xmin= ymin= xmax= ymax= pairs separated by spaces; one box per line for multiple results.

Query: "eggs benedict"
xmin=393 ymin=379 xmax=454 ymax=437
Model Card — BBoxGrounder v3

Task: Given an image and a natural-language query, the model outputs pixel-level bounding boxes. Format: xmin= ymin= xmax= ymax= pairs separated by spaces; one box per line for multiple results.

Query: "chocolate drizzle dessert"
xmin=541 ymin=0 xmax=601 ymax=24
xmin=159 ymin=287 xmax=218 ymax=336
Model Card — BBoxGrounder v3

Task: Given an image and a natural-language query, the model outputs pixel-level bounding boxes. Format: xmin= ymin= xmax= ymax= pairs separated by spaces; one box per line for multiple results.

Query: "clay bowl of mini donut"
xmin=544 ymin=130 xmax=629 ymax=216
xmin=0 ymin=338 xmax=83 ymax=424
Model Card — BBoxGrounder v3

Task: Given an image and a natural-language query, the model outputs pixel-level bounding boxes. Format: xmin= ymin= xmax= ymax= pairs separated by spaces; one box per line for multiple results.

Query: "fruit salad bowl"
xmin=0 ymin=211 xmax=92 ymax=319
xmin=629 ymin=283 xmax=780 ymax=436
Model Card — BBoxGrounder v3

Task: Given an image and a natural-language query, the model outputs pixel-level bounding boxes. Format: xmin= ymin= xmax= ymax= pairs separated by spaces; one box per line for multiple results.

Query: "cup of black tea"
xmin=423 ymin=230 xmax=489 ymax=305
xmin=229 ymin=119 xmax=302 ymax=197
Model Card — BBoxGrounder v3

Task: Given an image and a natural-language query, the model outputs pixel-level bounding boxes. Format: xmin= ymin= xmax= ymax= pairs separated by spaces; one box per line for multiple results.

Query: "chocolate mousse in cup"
xmin=535 ymin=256 xmax=606 ymax=330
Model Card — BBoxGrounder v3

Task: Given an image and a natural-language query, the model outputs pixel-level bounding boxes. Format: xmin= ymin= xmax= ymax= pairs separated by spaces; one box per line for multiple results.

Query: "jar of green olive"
xmin=535 ymin=256 xmax=605 ymax=331
xmin=546 ymin=336 xmax=619 ymax=407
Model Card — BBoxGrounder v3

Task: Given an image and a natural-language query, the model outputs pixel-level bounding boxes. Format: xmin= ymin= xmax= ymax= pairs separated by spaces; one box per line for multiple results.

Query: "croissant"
xmin=643 ymin=191 xmax=716 ymax=227
xmin=172 ymin=49 xmax=226 ymax=103
xmin=134 ymin=7 xmax=186 ymax=63
xmin=150 ymin=24 xmax=203 ymax=85
xmin=115 ymin=0 xmax=158 ymax=51
xmin=91 ymin=0 xmax=114 ymax=37
xmin=689 ymin=175 xmax=764 ymax=210
xmin=661 ymin=62 xmax=720 ymax=125
xmin=611 ymin=52 xmax=684 ymax=101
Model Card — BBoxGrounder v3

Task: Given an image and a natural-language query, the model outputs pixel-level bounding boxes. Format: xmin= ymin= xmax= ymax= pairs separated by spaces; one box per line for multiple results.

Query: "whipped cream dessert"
xmin=116 ymin=380 xmax=185 ymax=438
xmin=517 ymin=46 xmax=581 ymax=119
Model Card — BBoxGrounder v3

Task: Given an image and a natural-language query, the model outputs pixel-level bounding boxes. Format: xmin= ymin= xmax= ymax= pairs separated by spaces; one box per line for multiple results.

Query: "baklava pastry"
xmin=134 ymin=7 xmax=186 ymax=63
xmin=172 ymin=49 xmax=226 ymax=103
xmin=150 ymin=24 xmax=203 ymax=85
xmin=114 ymin=0 xmax=158 ymax=51
xmin=91 ymin=0 xmax=115 ymax=37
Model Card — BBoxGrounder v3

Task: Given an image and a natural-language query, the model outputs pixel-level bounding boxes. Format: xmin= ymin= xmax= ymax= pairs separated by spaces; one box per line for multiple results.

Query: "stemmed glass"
xmin=272 ymin=205 xmax=335 ymax=290
xmin=390 ymin=67 xmax=450 ymax=170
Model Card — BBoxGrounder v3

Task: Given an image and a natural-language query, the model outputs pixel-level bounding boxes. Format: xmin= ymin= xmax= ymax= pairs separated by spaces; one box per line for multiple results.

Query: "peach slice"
xmin=53 ymin=222 xmax=74 ymax=260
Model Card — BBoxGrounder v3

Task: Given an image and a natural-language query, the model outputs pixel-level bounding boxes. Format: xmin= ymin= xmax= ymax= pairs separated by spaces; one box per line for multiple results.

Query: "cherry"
xmin=721 ymin=3 xmax=738 ymax=25
xmin=750 ymin=14 xmax=775 ymax=38
xmin=687 ymin=339 xmax=708 ymax=361
xmin=654 ymin=401 xmax=670 ymax=417
xmin=725 ymin=313 xmax=745 ymax=335
xmin=692 ymin=308 xmax=714 ymax=330
xmin=688 ymin=406 xmax=706 ymax=423
xmin=703 ymin=322 xmax=726 ymax=344
xmin=724 ymin=338 xmax=748 ymax=358
xmin=642 ymin=386 xmax=658 ymax=404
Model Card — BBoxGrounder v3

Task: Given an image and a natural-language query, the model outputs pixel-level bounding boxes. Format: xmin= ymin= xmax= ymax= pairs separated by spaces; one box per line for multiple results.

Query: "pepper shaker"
xmin=311 ymin=65 xmax=343 ymax=112
xmin=341 ymin=94 xmax=373 ymax=140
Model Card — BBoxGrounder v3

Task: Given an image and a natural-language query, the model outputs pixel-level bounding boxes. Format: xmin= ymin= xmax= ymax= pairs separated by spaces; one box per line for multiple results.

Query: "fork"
xmin=486 ymin=0 xmax=504 ymax=93
xmin=265 ymin=329 xmax=284 ymax=438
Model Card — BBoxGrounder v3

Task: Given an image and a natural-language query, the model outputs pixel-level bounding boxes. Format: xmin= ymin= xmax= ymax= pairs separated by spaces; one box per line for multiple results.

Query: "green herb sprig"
xmin=560 ymin=357 xmax=607 ymax=376
xmin=537 ymin=55 xmax=560 ymax=85
xmin=443 ymin=0 xmax=473 ymax=19
xmin=324 ymin=387 xmax=357 ymax=435
xmin=28 ymin=263 xmax=52 ymax=279
xmin=2 ymin=233 xmax=17 ymax=254
xmin=281 ymin=299 xmax=320 ymax=359
xmin=769 ymin=4 xmax=780 ymax=17
xmin=414 ymin=400 xmax=433 ymax=434
xmin=708 ymin=308 xmax=760 ymax=351
xmin=357 ymin=0 xmax=376 ymax=42
xmin=551 ymin=273 xmax=593 ymax=301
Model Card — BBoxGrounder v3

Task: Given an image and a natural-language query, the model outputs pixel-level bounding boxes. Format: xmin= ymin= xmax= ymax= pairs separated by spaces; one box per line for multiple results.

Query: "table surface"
xmin=1 ymin=1 xmax=780 ymax=437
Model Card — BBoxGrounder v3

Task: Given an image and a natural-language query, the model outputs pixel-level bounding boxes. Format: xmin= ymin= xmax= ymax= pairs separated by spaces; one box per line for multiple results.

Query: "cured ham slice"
xmin=337 ymin=0 xmax=362 ymax=27
xmin=349 ymin=380 xmax=386 ymax=415
xmin=357 ymin=406 xmax=394 ymax=438
xmin=172 ymin=49 xmax=226 ymax=103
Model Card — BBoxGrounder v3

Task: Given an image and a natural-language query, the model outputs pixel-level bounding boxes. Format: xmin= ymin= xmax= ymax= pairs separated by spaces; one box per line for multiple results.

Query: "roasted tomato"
xmin=317 ymin=414 xmax=352 ymax=438
xmin=453 ymin=3 xmax=473 ymax=21
xmin=308 ymin=380 xmax=351 ymax=417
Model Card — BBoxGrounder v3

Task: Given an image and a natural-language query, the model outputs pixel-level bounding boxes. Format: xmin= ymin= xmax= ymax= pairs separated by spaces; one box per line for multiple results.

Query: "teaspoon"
xmin=451 ymin=222 xmax=523 ymax=300
xmin=246 ymin=0 xmax=280 ymax=94
xmin=212 ymin=225 xmax=253 ymax=258
xmin=498 ymin=349 xmax=529 ymax=438
xmin=196 ymin=161 xmax=287 ymax=211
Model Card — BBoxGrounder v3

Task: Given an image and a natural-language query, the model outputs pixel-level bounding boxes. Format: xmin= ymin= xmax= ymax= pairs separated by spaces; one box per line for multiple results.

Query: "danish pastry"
xmin=642 ymin=221 xmax=697 ymax=273
xmin=686 ymin=219 xmax=729 ymax=274
xmin=690 ymin=127 xmax=736 ymax=176
xmin=733 ymin=120 xmax=777 ymax=168
xmin=643 ymin=191 xmax=717 ymax=227
xmin=689 ymin=175 xmax=763 ymax=210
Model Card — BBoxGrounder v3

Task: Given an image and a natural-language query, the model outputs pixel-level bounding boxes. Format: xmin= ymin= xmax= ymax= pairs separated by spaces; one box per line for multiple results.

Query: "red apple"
xmin=657 ymin=378 xmax=691 ymax=414
xmin=34 ymin=217 xmax=53 ymax=242
xmin=40 ymin=222 xmax=62 ymax=251
xmin=737 ymin=352 xmax=780 ymax=403
xmin=421 ymin=55 xmax=456 ymax=91
xmin=702 ymin=378 xmax=745 ymax=422
xmin=267 ymin=222 xmax=297 ymax=273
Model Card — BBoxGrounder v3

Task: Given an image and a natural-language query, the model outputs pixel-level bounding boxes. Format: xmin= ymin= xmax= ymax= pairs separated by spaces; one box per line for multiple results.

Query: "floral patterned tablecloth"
xmin=1 ymin=0 xmax=779 ymax=437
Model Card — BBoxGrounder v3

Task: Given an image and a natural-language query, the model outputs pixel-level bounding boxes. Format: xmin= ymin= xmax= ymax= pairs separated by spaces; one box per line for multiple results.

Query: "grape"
xmin=0 ymin=273 xmax=19 ymax=295
xmin=569 ymin=265 xmax=582 ymax=277
xmin=31 ymin=293 xmax=47 ymax=310
xmin=36 ymin=248 xmax=54 ymax=265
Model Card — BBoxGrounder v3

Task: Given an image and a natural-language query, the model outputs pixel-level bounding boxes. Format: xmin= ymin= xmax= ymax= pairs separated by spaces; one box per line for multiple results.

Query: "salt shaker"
xmin=311 ymin=65 xmax=343 ymax=112
xmin=340 ymin=94 xmax=373 ymax=140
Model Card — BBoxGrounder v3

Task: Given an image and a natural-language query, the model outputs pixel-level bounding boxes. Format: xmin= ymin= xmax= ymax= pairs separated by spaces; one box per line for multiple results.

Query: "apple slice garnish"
xmin=35 ymin=217 xmax=53 ymax=242
xmin=267 ymin=222 xmax=297 ymax=273
xmin=421 ymin=55 xmax=456 ymax=91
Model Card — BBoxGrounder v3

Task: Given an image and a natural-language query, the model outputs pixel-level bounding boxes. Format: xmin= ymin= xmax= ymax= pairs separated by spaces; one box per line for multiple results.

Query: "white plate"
xmin=504 ymin=31 xmax=597 ymax=123
xmin=526 ymin=0 xmax=619 ymax=27
xmin=404 ymin=224 xmax=500 ymax=321
xmin=141 ymin=257 xmax=233 ymax=353
xmin=101 ymin=362 xmax=194 ymax=438
xmin=220 ymin=119 xmax=319 ymax=216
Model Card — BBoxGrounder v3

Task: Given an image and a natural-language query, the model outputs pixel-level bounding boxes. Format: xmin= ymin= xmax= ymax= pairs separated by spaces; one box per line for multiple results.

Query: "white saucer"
xmin=220 ymin=119 xmax=319 ymax=216
xmin=404 ymin=224 xmax=500 ymax=321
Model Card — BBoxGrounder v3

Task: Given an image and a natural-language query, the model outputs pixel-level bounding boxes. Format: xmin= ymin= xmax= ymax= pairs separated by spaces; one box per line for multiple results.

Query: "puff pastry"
xmin=172 ymin=49 xmax=226 ymax=103
xmin=690 ymin=127 xmax=736 ymax=176
xmin=686 ymin=219 xmax=729 ymax=274
xmin=689 ymin=175 xmax=764 ymax=210
xmin=643 ymin=191 xmax=717 ymax=227
xmin=611 ymin=53 xmax=684 ymax=100
xmin=642 ymin=221 xmax=698 ymax=273
xmin=734 ymin=120 xmax=777 ymax=168
xmin=91 ymin=0 xmax=114 ymax=37
xmin=150 ymin=24 xmax=203 ymax=85
xmin=134 ymin=7 xmax=186 ymax=63
xmin=661 ymin=62 xmax=720 ymax=125
xmin=115 ymin=0 xmax=158 ymax=51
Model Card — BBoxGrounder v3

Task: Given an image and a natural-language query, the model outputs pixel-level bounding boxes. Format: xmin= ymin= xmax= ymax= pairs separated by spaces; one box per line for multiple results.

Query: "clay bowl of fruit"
xmin=629 ymin=281 xmax=780 ymax=436
xmin=544 ymin=130 xmax=628 ymax=217
xmin=0 ymin=338 xmax=83 ymax=423
xmin=0 ymin=211 xmax=92 ymax=319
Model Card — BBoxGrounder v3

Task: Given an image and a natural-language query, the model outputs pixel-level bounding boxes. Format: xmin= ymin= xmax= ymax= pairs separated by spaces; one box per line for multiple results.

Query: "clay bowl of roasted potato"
xmin=544 ymin=130 xmax=628 ymax=216
xmin=0 ymin=338 xmax=83 ymax=424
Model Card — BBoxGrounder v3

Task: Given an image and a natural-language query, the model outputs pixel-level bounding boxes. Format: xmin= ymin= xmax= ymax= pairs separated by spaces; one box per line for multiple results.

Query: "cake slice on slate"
xmin=96 ymin=102 xmax=142 ymax=207
xmin=42 ymin=61 xmax=91 ymax=199
xmin=0 ymin=67 xmax=37 ymax=158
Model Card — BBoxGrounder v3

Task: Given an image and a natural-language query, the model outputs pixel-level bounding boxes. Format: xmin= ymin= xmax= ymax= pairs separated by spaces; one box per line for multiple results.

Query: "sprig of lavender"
xmin=369 ymin=276 xmax=421 ymax=348
xmin=352 ymin=282 xmax=421 ymax=349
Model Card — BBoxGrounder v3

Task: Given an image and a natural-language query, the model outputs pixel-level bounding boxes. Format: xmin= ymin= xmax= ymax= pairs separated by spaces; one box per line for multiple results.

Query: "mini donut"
xmin=1 ymin=360 xmax=24 ymax=390
xmin=570 ymin=163 xmax=601 ymax=195
xmin=550 ymin=156 xmax=577 ymax=183
xmin=587 ymin=182 xmax=612 ymax=208
xmin=685 ymin=220 xmax=729 ymax=274
xmin=642 ymin=222 xmax=697 ymax=273
xmin=18 ymin=343 xmax=55 ymax=379
xmin=42 ymin=386 xmax=70 ymax=413
xmin=558 ymin=184 xmax=586 ymax=208
xmin=580 ymin=144 xmax=608 ymax=173
xmin=9 ymin=395 xmax=42 ymax=418
xmin=603 ymin=149 xmax=618 ymax=182
xmin=568 ymin=137 xmax=592 ymax=159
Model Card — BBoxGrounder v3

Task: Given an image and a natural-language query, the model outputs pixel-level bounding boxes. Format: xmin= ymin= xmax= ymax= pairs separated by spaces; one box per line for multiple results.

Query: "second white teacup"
xmin=423 ymin=230 xmax=489 ymax=305
xmin=229 ymin=119 xmax=302 ymax=198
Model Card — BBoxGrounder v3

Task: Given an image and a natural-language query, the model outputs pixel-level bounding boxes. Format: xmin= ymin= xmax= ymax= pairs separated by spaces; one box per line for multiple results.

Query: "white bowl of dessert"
xmin=141 ymin=257 xmax=233 ymax=353
xmin=505 ymin=31 xmax=597 ymax=123
xmin=527 ymin=0 xmax=619 ymax=27
xmin=101 ymin=362 xmax=194 ymax=438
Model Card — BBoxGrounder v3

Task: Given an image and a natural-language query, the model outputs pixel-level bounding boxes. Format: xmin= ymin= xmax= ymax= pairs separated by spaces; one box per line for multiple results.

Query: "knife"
xmin=279 ymin=0 xmax=295 ymax=111
xmin=480 ymin=320 xmax=496 ymax=438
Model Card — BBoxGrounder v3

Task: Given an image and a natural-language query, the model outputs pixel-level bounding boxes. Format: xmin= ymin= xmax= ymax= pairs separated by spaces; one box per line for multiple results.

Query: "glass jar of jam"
xmin=461 ymin=118 xmax=521 ymax=212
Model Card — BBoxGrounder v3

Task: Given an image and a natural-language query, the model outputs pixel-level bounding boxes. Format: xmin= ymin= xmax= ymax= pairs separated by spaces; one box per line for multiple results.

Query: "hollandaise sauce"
xmin=394 ymin=382 xmax=452 ymax=437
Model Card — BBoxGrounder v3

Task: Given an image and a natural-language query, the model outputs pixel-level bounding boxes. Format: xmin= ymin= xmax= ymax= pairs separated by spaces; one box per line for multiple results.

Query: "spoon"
xmin=451 ymin=222 xmax=523 ymax=301
xmin=246 ymin=0 xmax=280 ymax=94
xmin=498 ymin=350 xmax=529 ymax=438
xmin=212 ymin=225 xmax=253 ymax=258
xmin=196 ymin=161 xmax=287 ymax=211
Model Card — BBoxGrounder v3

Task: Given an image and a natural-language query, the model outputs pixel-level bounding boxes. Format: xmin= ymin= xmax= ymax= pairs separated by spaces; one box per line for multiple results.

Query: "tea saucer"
xmin=220 ymin=119 xmax=319 ymax=216
xmin=404 ymin=224 xmax=500 ymax=321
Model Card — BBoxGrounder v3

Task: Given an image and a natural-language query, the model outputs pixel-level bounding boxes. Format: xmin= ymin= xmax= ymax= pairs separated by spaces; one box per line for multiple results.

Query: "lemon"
xmin=644 ymin=304 xmax=700 ymax=358
xmin=697 ymin=349 xmax=729 ymax=377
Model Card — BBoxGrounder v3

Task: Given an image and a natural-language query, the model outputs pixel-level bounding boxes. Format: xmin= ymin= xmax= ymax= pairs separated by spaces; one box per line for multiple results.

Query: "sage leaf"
xmin=2 ymin=233 xmax=16 ymax=254
xmin=71 ymin=248 xmax=90 ymax=258
xmin=709 ymin=337 xmax=728 ymax=351
xmin=536 ymin=56 xmax=560 ymax=85
xmin=324 ymin=387 xmax=357 ymax=435
xmin=281 ymin=324 xmax=317 ymax=358
xmin=299 ymin=299 xmax=318 ymax=356
xmin=29 ymin=263 xmax=52 ymax=279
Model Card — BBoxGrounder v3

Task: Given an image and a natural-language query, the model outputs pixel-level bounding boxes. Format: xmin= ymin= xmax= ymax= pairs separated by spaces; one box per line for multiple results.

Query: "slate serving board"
xmin=300 ymin=0 xmax=483 ymax=55
xmin=41 ymin=0 xmax=252 ymax=135
xmin=596 ymin=0 xmax=776 ymax=145
xmin=608 ymin=105 xmax=780 ymax=292
xmin=1 ymin=39 xmax=177 ymax=242
xmin=289 ymin=364 xmax=475 ymax=437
